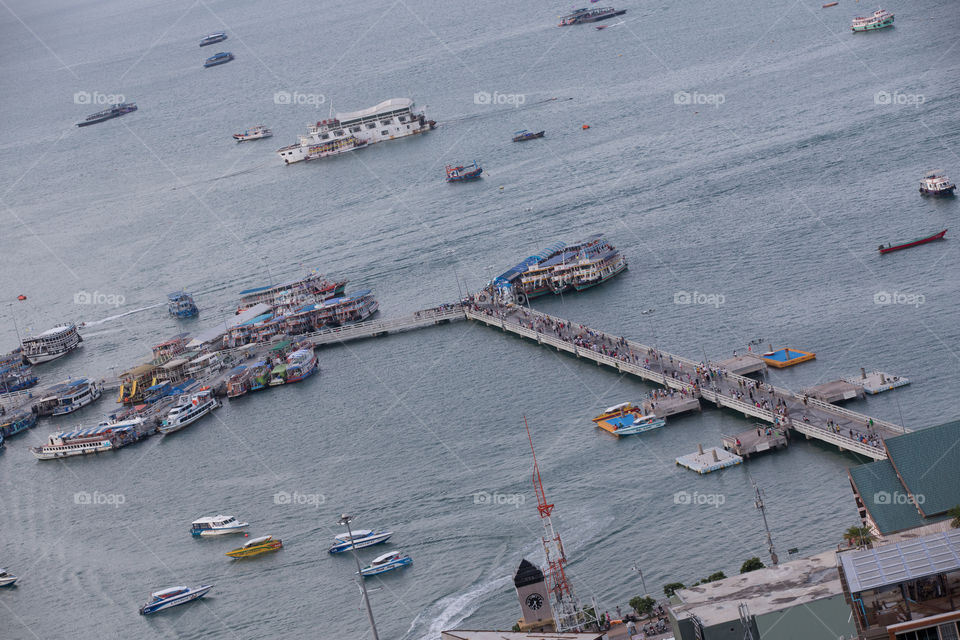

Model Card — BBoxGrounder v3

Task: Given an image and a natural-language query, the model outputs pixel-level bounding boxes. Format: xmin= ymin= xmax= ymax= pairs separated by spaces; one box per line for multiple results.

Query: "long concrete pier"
xmin=464 ymin=304 xmax=906 ymax=461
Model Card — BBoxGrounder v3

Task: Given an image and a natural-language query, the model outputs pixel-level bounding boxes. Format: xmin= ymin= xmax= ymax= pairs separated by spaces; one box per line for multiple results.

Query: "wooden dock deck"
xmin=465 ymin=304 xmax=906 ymax=460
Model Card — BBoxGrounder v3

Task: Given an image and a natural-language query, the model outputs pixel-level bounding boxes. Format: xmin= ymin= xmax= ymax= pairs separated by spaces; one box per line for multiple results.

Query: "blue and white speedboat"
xmin=190 ymin=515 xmax=248 ymax=536
xmin=204 ymin=52 xmax=234 ymax=68
xmin=359 ymin=552 xmax=412 ymax=577
xmin=139 ymin=584 xmax=213 ymax=615
xmin=328 ymin=529 xmax=393 ymax=554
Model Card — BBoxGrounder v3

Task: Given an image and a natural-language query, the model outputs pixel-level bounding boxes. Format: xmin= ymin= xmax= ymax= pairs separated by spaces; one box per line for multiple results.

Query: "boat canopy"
xmin=244 ymin=535 xmax=273 ymax=547
xmin=336 ymin=529 xmax=374 ymax=541
xmin=152 ymin=586 xmax=189 ymax=599
xmin=602 ymin=402 xmax=632 ymax=414
xmin=192 ymin=515 xmax=235 ymax=525
xmin=371 ymin=551 xmax=400 ymax=564
xmin=56 ymin=423 xmax=137 ymax=440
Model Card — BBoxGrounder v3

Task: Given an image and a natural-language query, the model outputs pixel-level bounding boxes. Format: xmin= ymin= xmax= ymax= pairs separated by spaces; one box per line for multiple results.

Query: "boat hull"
xmin=920 ymin=186 xmax=956 ymax=196
xmin=24 ymin=344 xmax=81 ymax=365
xmin=328 ymin=533 xmax=392 ymax=554
xmin=226 ymin=540 xmax=283 ymax=558
xmin=879 ymin=230 xmax=947 ymax=254
xmin=0 ymin=576 xmax=18 ymax=587
xmin=191 ymin=524 xmax=248 ymax=537
xmin=139 ymin=585 xmax=213 ymax=615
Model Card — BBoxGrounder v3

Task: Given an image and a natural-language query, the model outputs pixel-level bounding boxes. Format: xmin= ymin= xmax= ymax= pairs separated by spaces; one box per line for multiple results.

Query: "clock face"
xmin=526 ymin=593 xmax=544 ymax=610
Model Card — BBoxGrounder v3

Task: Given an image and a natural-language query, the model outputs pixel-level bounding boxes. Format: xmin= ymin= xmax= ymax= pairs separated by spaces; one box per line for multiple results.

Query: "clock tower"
xmin=514 ymin=558 xmax=555 ymax=632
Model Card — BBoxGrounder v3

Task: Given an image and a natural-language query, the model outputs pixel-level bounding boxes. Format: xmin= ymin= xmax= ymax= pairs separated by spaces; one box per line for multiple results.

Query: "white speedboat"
xmin=139 ymin=584 xmax=213 ymax=614
xmin=190 ymin=515 xmax=248 ymax=536
xmin=0 ymin=568 xmax=18 ymax=587
xmin=158 ymin=388 xmax=220 ymax=434
xmin=359 ymin=552 xmax=412 ymax=577
xmin=328 ymin=529 xmax=393 ymax=554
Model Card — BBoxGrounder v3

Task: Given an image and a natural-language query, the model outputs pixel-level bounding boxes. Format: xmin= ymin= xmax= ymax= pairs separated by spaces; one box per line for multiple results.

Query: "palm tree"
xmin=844 ymin=525 xmax=874 ymax=547
xmin=948 ymin=505 xmax=960 ymax=529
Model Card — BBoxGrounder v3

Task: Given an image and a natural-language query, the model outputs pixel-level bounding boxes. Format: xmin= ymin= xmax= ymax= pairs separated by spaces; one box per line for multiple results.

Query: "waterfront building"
xmin=848 ymin=420 xmax=960 ymax=539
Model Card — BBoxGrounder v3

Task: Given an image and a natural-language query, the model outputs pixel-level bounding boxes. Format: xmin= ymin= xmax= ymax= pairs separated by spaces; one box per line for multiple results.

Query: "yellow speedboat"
xmin=226 ymin=535 xmax=283 ymax=558
xmin=591 ymin=401 xmax=636 ymax=423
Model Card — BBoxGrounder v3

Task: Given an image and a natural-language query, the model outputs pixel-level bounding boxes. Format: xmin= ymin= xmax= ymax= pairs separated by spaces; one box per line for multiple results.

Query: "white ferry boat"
xmin=31 ymin=417 xmax=144 ymax=460
xmin=45 ymin=378 xmax=102 ymax=416
xmin=21 ymin=324 xmax=82 ymax=364
xmin=276 ymin=98 xmax=433 ymax=165
xmin=158 ymin=388 xmax=220 ymax=434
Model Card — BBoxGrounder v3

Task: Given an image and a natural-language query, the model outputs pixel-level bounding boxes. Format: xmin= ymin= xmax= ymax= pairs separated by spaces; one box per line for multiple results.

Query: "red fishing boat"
xmin=878 ymin=229 xmax=947 ymax=254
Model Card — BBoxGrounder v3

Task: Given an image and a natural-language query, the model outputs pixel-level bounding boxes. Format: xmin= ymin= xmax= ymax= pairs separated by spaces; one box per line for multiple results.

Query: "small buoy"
xmin=499 ymin=186 xmax=504 ymax=190
xmin=17 ymin=294 xmax=26 ymax=301
xmin=582 ymin=124 xmax=590 ymax=130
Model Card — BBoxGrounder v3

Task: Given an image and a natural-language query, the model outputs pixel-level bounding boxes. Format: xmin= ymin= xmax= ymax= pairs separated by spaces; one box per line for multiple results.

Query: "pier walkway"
xmin=465 ymin=304 xmax=907 ymax=461
xmin=298 ymin=305 xmax=465 ymax=347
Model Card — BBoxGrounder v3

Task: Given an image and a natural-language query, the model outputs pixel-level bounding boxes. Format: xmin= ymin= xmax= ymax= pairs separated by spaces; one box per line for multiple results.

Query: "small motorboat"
xmin=226 ymin=535 xmax=283 ymax=558
xmin=878 ymin=229 xmax=947 ymax=254
xmin=822 ymin=2 xmax=838 ymax=7
xmin=233 ymin=125 xmax=273 ymax=142
xmin=512 ymin=130 xmax=545 ymax=142
xmin=592 ymin=402 xmax=666 ymax=436
xmin=328 ymin=529 xmax=393 ymax=554
xmin=204 ymin=52 xmax=234 ymax=68
xmin=445 ymin=161 xmax=483 ymax=182
xmin=0 ymin=568 xmax=18 ymax=587
xmin=190 ymin=515 xmax=249 ymax=536
xmin=139 ymin=584 xmax=213 ymax=615
xmin=199 ymin=32 xmax=227 ymax=47
xmin=919 ymin=171 xmax=956 ymax=196
xmin=359 ymin=552 xmax=412 ymax=577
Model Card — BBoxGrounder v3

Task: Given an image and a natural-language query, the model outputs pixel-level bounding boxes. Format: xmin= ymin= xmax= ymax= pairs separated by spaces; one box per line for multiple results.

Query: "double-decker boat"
xmin=226 ymin=535 xmax=283 ymax=558
xmin=564 ymin=248 xmax=628 ymax=292
xmin=248 ymin=361 xmax=271 ymax=391
xmin=360 ymin=552 xmax=413 ymax=577
xmin=225 ymin=365 xmax=252 ymax=398
xmin=36 ymin=378 xmax=103 ymax=416
xmin=276 ymin=98 xmax=433 ymax=165
xmin=204 ymin=52 xmax=234 ymax=67
xmin=21 ymin=324 xmax=82 ymax=364
xmin=190 ymin=515 xmax=248 ymax=536
xmin=878 ymin=229 xmax=947 ymax=254
xmin=0 ymin=365 xmax=38 ymax=393
xmin=237 ymin=272 xmax=346 ymax=313
xmin=919 ymin=172 xmax=956 ymax=196
xmin=31 ymin=417 xmax=144 ymax=460
xmin=328 ymin=529 xmax=393 ymax=554
xmin=199 ymin=32 xmax=227 ymax=46
xmin=284 ymin=348 xmax=318 ymax=383
xmin=0 ymin=411 xmax=37 ymax=440
xmin=446 ymin=161 xmax=483 ymax=182
xmin=139 ymin=585 xmax=213 ymax=615
xmin=233 ymin=125 xmax=272 ymax=142
xmin=76 ymin=102 xmax=137 ymax=127
xmin=167 ymin=291 xmax=199 ymax=318
xmin=158 ymin=388 xmax=220 ymax=434
xmin=851 ymin=8 xmax=894 ymax=31
xmin=559 ymin=7 xmax=626 ymax=26
xmin=592 ymin=402 xmax=666 ymax=436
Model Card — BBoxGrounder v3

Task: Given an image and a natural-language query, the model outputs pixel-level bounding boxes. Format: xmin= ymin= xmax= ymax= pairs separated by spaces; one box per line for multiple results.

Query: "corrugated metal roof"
xmin=849 ymin=460 xmax=926 ymax=535
xmin=840 ymin=529 xmax=960 ymax=593
xmin=884 ymin=419 xmax=960 ymax=516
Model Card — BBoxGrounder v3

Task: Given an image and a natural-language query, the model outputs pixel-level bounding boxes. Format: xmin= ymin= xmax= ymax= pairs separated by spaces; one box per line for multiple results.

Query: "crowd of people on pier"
xmin=469 ymin=298 xmax=888 ymax=450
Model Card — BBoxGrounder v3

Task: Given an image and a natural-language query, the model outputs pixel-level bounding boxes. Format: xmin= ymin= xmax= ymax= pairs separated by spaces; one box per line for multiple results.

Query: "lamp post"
xmin=339 ymin=514 xmax=380 ymax=640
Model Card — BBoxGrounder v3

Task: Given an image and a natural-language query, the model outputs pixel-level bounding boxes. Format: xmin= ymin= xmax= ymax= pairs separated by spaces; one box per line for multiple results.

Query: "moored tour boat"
xmin=851 ymin=8 xmax=894 ymax=31
xmin=158 ymin=388 xmax=220 ymax=434
xmin=225 ymin=365 xmax=252 ymax=398
xmin=0 ymin=365 xmax=38 ymax=393
xmin=76 ymin=103 xmax=137 ymax=127
xmin=139 ymin=584 xmax=213 ymax=615
xmin=512 ymin=130 xmax=545 ymax=142
xmin=31 ymin=417 xmax=145 ymax=460
xmin=276 ymin=98 xmax=433 ymax=165
xmin=359 ymin=551 xmax=412 ymax=577
xmin=328 ymin=529 xmax=393 ymax=554
xmin=446 ymin=161 xmax=483 ymax=182
xmin=39 ymin=378 xmax=103 ymax=416
xmin=226 ymin=535 xmax=283 ymax=558
xmin=878 ymin=229 xmax=947 ymax=254
xmin=0 ymin=411 xmax=37 ymax=440
xmin=21 ymin=324 xmax=82 ymax=364
xmin=237 ymin=272 xmax=346 ymax=313
xmin=190 ymin=515 xmax=248 ymax=536
xmin=199 ymin=32 xmax=227 ymax=46
xmin=248 ymin=361 xmax=271 ymax=391
xmin=919 ymin=172 xmax=956 ymax=196
xmin=284 ymin=348 xmax=318 ymax=383
xmin=167 ymin=291 xmax=199 ymax=318
xmin=268 ymin=363 xmax=287 ymax=386
xmin=204 ymin=52 xmax=234 ymax=67
xmin=233 ymin=125 xmax=272 ymax=142
xmin=559 ymin=7 xmax=626 ymax=26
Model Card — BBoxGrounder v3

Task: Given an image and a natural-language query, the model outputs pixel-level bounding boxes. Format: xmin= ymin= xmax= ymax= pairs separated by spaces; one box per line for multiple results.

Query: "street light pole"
xmin=339 ymin=514 xmax=380 ymax=640
xmin=631 ymin=562 xmax=648 ymax=597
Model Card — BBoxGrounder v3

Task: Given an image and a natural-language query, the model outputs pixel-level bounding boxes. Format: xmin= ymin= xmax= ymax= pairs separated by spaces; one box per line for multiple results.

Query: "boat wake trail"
xmin=443 ymin=97 xmax=574 ymax=126
xmin=403 ymin=575 xmax=512 ymax=640
xmin=82 ymin=303 xmax=163 ymax=327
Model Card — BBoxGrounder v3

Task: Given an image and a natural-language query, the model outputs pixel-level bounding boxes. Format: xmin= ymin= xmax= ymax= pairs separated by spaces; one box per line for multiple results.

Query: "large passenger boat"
xmin=30 ymin=417 xmax=145 ymax=460
xmin=276 ymin=98 xmax=433 ymax=165
xmin=225 ymin=365 xmax=252 ymax=398
xmin=21 ymin=324 xmax=82 ymax=364
xmin=284 ymin=348 xmax=318 ymax=383
xmin=158 ymin=389 xmax=220 ymax=434
xmin=503 ymin=235 xmax=627 ymax=302
xmin=76 ymin=103 xmax=137 ymax=127
xmin=559 ymin=7 xmax=626 ymax=26
xmin=851 ymin=8 xmax=894 ymax=31
xmin=237 ymin=272 xmax=346 ymax=313
xmin=36 ymin=378 xmax=102 ymax=416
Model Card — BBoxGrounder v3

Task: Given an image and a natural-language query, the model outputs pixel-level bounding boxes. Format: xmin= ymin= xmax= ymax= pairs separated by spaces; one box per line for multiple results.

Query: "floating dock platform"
xmin=721 ymin=424 xmax=789 ymax=458
xmin=676 ymin=444 xmax=743 ymax=474
xmin=803 ymin=379 xmax=865 ymax=403
xmin=760 ymin=347 xmax=815 ymax=368
xmin=843 ymin=370 xmax=910 ymax=395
